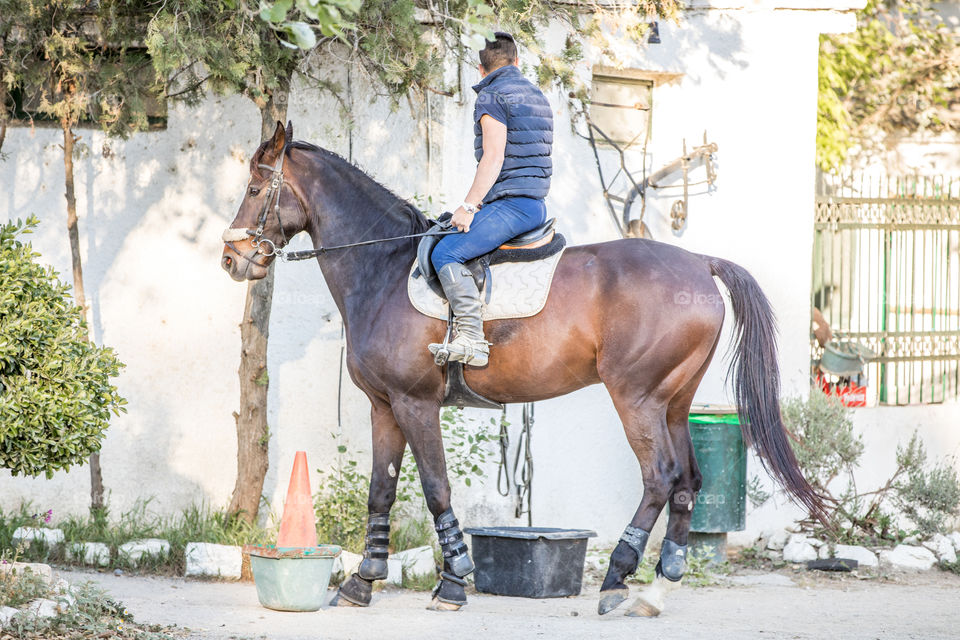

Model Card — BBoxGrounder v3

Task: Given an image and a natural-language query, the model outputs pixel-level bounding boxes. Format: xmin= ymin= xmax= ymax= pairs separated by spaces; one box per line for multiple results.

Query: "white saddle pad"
xmin=407 ymin=249 xmax=565 ymax=321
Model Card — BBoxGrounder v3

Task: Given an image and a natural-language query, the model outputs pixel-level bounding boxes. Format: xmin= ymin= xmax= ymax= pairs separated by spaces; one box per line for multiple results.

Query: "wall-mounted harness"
xmin=578 ymin=105 xmax=718 ymax=239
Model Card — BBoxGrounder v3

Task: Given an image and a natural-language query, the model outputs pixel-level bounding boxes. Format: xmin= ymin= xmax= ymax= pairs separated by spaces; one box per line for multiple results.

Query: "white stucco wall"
xmin=7 ymin=4 xmax=949 ymax=549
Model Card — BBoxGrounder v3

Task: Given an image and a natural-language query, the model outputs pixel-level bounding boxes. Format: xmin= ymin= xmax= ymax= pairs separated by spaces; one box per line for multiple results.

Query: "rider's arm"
xmin=451 ymin=114 xmax=507 ymax=232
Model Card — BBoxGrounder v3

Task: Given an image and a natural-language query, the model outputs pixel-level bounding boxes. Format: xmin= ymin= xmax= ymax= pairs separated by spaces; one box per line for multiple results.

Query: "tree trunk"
xmin=227 ymin=78 xmax=290 ymax=523
xmin=0 ymin=86 xmax=7 ymax=157
xmin=63 ymin=121 xmax=105 ymax=511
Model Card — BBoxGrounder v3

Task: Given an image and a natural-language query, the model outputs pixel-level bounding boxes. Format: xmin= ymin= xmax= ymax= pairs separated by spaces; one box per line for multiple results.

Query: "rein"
xmin=283 ymin=229 xmax=460 ymax=261
xmin=224 ymin=144 xmax=460 ymax=263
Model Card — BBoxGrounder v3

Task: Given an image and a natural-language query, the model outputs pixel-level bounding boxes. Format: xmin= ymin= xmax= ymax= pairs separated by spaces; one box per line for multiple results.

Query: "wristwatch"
xmin=462 ymin=202 xmax=479 ymax=215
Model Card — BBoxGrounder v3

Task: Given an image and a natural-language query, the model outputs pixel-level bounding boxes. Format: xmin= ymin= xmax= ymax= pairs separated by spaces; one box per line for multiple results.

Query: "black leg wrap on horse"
xmin=435 ymin=508 xmax=474 ymax=577
xmin=337 ymin=573 xmax=373 ymax=606
xmin=620 ymin=525 xmax=651 ymax=566
xmin=358 ymin=512 xmax=390 ymax=581
xmin=432 ymin=571 xmax=468 ymax=606
xmin=656 ymin=538 xmax=687 ymax=582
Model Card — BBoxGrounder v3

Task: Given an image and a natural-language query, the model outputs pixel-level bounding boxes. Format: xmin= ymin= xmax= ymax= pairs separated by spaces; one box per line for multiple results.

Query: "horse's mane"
xmin=256 ymin=140 xmax=432 ymax=235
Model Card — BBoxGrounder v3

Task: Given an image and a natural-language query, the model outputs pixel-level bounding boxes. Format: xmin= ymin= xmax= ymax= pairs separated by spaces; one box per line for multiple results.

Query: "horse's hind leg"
xmin=624 ymin=392 xmax=704 ymax=617
xmin=626 ymin=337 xmax=718 ymax=617
xmin=597 ymin=393 xmax=681 ymax=615
xmin=333 ymin=399 xmax=407 ymax=608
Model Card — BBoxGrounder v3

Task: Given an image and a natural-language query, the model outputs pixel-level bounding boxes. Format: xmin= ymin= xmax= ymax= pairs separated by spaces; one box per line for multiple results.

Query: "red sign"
xmin=815 ymin=374 xmax=867 ymax=407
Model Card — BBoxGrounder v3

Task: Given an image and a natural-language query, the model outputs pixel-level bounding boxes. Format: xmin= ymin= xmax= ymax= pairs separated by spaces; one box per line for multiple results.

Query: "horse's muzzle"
xmin=221 ymin=241 xmax=269 ymax=281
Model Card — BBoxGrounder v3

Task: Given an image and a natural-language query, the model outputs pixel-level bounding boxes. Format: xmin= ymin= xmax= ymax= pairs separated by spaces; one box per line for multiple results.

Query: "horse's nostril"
xmin=222 ymin=255 xmax=233 ymax=270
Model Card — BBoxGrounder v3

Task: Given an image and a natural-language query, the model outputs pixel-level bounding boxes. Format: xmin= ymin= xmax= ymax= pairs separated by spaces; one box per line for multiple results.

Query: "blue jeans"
xmin=432 ymin=197 xmax=547 ymax=273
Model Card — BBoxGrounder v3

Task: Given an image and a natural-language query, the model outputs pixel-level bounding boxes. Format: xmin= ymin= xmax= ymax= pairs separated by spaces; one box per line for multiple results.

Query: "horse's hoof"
xmin=329 ymin=592 xmax=363 ymax=607
xmin=427 ymin=597 xmax=464 ymax=612
xmin=335 ymin=574 xmax=373 ymax=607
xmin=598 ymin=589 xmax=628 ymax=615
xmin=624 ymin=596 xmax=662 ymax=618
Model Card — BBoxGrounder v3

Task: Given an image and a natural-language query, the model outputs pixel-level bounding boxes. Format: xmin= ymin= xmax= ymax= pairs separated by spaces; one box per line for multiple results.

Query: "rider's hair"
xmin=479 ymin=32 xmax=518 ymax=72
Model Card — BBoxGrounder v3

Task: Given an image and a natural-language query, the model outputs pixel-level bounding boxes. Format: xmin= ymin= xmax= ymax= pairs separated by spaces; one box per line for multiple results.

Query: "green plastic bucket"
xmin=688 ymin=410 xmax=746 ymax=533
xmin=244 ymin=544 xmax=341 ymax=612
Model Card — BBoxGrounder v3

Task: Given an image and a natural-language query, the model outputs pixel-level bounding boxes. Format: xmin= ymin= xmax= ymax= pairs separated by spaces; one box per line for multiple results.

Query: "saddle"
xmin=412 ymin=212 xmax=566 ymax=411
xmin=413 ymin=213 xmax=565 ymax=301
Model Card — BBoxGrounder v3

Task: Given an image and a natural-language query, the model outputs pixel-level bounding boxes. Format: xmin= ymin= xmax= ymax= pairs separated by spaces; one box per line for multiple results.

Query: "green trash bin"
xmin=687 ymin=405 xmax=746 ymax=563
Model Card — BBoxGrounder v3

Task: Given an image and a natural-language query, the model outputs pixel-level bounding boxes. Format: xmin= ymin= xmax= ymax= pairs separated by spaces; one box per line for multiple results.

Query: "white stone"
xmin=0 ymin=606 xmax=19 ymax=627
xmin=782 ymin=539 xmax=818 ymax=563
xmin=0 ymin=562 xmax=53 ymax=585
xmin=26 ymin=598 xmax=58 ymax=619
xmin=808 ymin=538 xmax=825 ymax=548
xmin=922 ymin=534 xmax=957 ymax=564
xmin=55 ymin=592 xmax=76 ymax=613
xmin=763 ymin=550 xmax=782 ymax=562
xmin=185 ymin=542 xmax=242 ymax=578
xmin=879 ymin=545 xmax=937 ymax=571
xmin=385 ymin=557 xmax=402 ymax=586
xmin=818 ymin=544 xmax=831 ymax=560
xmin=12 ymin=527 xmax=64 ymax=547
xmin=902 ymin=534 xmax=920 ymax=546
xmin=947 ymin=531 xmax=960 ymax=553
xmin=391 ymin=545 xmax=436 ymax=578
xmin=830 ymin=545 xmax=878 ymax=568
xmin=584 ymin=553 xmax=608 ymax=573
xmin=66 ymin=542 xmax=111 ymax=567
xmin=332 ymin=550 xmax=363 ymax=577
xmin=118 ymin=538 xmax=170 ymax=565
xmin=765 ymin=529 xmax=790 ymax=551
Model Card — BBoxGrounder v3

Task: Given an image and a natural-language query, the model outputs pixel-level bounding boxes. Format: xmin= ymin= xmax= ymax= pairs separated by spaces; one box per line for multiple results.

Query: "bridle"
xmin=221 ymin=143 xmax=295 ymax=261
xmin=222 ymin=143 xmax=461 ymax=265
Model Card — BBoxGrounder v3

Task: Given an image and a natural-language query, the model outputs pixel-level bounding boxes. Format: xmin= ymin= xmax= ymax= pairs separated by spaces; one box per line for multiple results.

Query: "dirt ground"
xmin=65 ymin=566 xmax=960 ymax=640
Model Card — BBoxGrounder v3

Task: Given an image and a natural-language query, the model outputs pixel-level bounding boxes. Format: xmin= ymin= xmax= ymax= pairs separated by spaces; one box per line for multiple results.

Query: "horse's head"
xmin=221 ymin=121 xmax=309 ymax=281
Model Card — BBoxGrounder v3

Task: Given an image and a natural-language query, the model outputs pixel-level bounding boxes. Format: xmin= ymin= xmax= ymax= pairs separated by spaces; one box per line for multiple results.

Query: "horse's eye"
xmin=249 ymin=187 xmax=260 ymax=196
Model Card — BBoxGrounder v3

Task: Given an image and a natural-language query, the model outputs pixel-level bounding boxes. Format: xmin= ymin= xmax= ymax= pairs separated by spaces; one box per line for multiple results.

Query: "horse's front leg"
xmin=334 ymin=400 xmax=406 ymax=607
xmin=391 ymin=396 xmax=474 ymax=611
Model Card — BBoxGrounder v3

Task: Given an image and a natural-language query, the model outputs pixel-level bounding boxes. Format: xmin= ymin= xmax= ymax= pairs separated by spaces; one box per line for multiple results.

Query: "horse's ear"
xmin=286 ymin=120 xmax=293 ymax=142
xmin=269 ymin=121 xmax=285 ymax=156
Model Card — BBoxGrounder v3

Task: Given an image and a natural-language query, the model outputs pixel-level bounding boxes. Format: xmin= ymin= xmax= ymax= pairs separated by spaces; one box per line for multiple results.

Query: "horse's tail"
xmin=705 ymin=256 xmax=828 ymax=524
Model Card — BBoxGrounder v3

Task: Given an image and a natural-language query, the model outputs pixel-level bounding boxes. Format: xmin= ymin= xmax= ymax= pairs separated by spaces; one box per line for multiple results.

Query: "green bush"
xmin=314 ymin=408 xmax=502 ymax=553
xmin=0 ymin=217 xmax=126 ymax=478
xmin=783 ymin=389 xmax=960 ymax=543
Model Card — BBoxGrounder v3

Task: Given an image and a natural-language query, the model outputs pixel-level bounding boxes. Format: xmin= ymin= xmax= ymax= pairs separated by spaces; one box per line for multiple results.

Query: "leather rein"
xmin=223 ymin=144 xmax=459 ymax=264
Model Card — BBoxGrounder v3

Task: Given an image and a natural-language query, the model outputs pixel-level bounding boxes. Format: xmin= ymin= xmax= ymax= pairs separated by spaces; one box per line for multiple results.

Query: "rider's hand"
xmin=451 ymin=206 xmax=475 ymax=233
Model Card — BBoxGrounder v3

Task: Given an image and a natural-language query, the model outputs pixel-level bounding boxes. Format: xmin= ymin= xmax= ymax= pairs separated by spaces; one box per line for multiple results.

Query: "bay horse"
xmin=221 ymin=122 xmax=823 ymax=617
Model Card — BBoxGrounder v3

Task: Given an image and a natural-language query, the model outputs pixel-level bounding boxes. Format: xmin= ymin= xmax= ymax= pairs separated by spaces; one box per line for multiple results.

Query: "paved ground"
xmin=64 ymin=567 xmax=959 ymax=640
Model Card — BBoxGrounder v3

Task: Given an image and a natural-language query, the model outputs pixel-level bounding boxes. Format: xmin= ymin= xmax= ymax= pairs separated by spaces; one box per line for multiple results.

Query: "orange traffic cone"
xmin=276 ymin=451 xmax=319 ymax=548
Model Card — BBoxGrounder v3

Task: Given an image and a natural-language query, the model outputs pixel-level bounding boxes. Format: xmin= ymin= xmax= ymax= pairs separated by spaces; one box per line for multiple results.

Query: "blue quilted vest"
xmin=473 ymin=65 xmax=553 ymax=203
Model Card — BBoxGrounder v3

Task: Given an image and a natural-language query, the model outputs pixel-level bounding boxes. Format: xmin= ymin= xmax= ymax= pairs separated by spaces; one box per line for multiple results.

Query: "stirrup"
xmin=429 ymin=339 xmax=489 ymax=366
xmin=431 ymin=312 xmax=456 ymax=365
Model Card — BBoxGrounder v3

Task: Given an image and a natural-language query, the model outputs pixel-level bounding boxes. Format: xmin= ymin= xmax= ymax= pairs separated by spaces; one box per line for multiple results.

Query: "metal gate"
xmin=813 ymin=174 xmax=960 ymax=405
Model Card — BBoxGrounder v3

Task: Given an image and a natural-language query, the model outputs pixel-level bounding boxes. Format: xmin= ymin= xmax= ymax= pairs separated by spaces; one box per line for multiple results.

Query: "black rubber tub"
xmin=464 ymin=527 xmax=597 ymax=598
